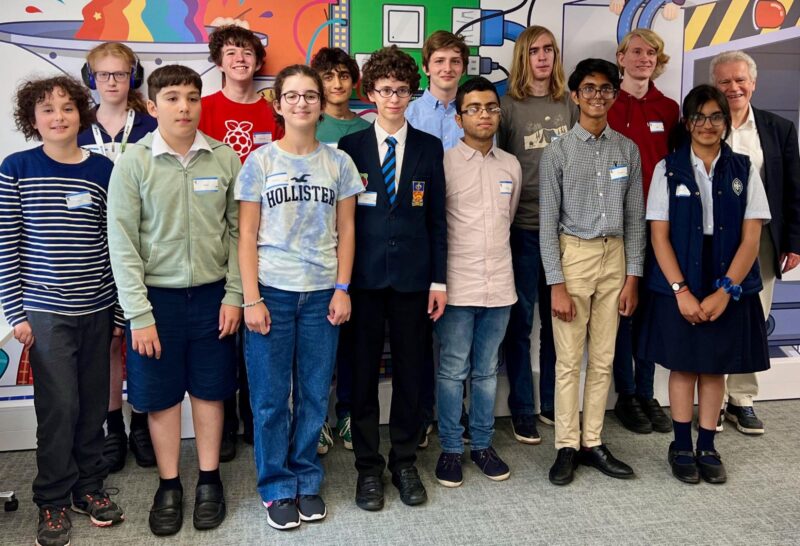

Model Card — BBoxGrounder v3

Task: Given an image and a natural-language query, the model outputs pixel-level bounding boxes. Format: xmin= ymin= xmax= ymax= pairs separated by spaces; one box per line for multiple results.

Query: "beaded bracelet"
xmin=714 ymin=276 xmax=742 ymax=301
xmin=242 ymin=297 xmax=265 ymax=308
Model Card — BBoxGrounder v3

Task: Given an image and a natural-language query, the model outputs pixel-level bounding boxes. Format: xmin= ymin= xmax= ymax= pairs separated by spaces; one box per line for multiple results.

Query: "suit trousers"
xmin=553 ymin=235 xmax=625 ymax=450
xmin=726 ymin=228 xmax=775 ymax=406
xmin=350 ymin=287 xmax=429 ymax=476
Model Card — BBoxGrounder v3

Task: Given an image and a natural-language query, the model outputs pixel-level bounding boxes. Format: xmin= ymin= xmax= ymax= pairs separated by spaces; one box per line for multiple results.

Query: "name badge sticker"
xmin=358 ymin=191 xmax=377 ymax=206
xmin=648 ymin=121 xmax=665 ymax=133
xmin=609 ymin=165 xmax=628 ymax=181
xmin=412 ymin=181 xmax=426 ymax=207
xmin=253 ymin=132 xmax=272 ymax=145
xmin=193 ymin=177 xmax=219 ymax=193
xmin=66 ymin=191 xmax=92 ymax=210
xmin=675 ymin=184 xmax=691 ymax=197
xmin=499 ymin=180 xmax=513 ymax=195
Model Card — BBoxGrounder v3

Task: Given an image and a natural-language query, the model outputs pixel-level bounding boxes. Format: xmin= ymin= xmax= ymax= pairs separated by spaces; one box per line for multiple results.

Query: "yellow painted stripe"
xmin=685 ymin=3 xmax=716 ymax=51
xmin=711 ymin=0 xmax=749 ymax=45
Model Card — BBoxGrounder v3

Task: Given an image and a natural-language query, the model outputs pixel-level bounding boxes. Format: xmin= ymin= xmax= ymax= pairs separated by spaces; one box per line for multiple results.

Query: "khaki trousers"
xmin=553 ymin=235 xmax=626 ymax=450
xmin=726 ymin=228 xmax=775 ymax=406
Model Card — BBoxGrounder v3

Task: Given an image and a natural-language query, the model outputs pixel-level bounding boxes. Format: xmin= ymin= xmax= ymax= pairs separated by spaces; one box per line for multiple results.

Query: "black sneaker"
xmin=102 ymin=431 xmax=127 ymax=473
xmin=638 ymin=397 xmax=672 ymax=433
xmin=71 ymin=490 xmax=124 ymax=527
xmin=511 ymin=414 xmax=541 ymax=444
xmin=435 ymin=452 xmax=463 ymax=487
xmin=128 ymin=425 xmax=156 ymax=468
xmin=614 ymin=394 xmax=653 ymax=434
xmin=538 ymin=409 xmax=555 ymax=427
xmin=36 ymin=506 xmax=71 ymax=546
xmin=264 ymin=498 xmax=300 ymax=530
xmin=297 ymin=495 xmax=326 ymax=522
xmin=470 ymin=447 xmax=510 ymax=481
xmin=724 ymin=403 xmax=764 ymax=435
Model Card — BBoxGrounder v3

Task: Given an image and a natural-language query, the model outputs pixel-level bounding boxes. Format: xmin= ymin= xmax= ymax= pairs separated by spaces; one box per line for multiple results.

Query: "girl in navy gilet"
xmin=638 ymin=85 xmax=770 ymax=484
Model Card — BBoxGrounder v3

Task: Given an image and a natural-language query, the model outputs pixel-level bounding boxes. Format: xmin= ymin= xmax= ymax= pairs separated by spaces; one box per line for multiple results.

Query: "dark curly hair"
xmin=14 ymin=75 xmax=94 ymax=141
xmin=208 ymin=25 xmax=266 ymax=69
xmin=360 ymin=45 xmax=421 ymax=95
xmin=310 ymin=47 xmax=360 ymax=83
xmin=272 ymin=64 xmax=326 ymax=128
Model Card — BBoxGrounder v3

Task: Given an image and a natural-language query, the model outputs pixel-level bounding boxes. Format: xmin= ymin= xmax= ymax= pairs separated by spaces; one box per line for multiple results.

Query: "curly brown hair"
xmin=360 ymin=46 xmax=421 ymax=95
xmin=14 ymin=75 xmax=94 ymax=141
xmin=208 ymin=25 xmax=266 ymax=69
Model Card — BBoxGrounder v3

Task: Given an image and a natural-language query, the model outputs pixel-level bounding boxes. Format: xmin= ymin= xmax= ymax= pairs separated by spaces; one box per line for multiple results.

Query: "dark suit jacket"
xmin=753 ymin=107 xmax=800 ymax=278
xmin=338 ymin=123 xmax=447 ymax=292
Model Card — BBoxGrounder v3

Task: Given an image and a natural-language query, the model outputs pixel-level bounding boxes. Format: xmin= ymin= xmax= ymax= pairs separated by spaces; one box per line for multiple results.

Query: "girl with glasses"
xmin=235 ymin=64 xmax=363 ymax=530
xmin=639 ymin=84 xmax=771 ymax=484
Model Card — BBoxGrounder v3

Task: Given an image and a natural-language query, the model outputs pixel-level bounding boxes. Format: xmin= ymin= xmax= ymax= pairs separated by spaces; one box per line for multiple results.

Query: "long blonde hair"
xmin=507 ymin=26 xmax=566 ymax=101
xmin=86 ymin=42 xmax=147 ymax=112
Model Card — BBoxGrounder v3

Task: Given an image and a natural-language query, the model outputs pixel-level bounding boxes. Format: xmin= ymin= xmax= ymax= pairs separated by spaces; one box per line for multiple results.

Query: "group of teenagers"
xmin=0 ymin=20 xmax=798 ymax=546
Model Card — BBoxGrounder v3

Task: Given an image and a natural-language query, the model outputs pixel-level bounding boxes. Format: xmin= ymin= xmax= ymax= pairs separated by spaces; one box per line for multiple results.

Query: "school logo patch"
xmin=732 ymin=178 xmax=743 ymax=196
xmin=412 ymin=181 xmax=425 ymax=207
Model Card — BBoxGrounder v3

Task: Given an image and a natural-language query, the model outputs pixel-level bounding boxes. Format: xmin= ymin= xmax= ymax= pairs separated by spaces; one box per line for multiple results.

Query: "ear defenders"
xmin=81 ymin=54 xmax=144 ymax=90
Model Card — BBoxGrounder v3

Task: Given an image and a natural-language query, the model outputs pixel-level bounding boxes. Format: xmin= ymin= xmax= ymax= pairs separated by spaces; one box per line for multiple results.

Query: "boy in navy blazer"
xmin=338 ymin=45 xmax=447 ymax=511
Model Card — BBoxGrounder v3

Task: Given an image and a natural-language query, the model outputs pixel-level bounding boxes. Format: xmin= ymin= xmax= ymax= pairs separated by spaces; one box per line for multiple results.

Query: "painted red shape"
xmin=25 ymin=6 xmax=42 ymax=13
xmin=754 ymin=0 xmax=786 ymax=29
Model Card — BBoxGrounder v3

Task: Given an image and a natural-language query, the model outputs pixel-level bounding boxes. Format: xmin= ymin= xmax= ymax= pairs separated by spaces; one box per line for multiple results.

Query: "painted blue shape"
xmin=0 ymin=349 xmax=8 ymax=380
xmin=617 ymin=0 xmax=647 ymax=43
xmin=503 ymin=20 xmax=525 ymax=42
xmin=480 ymin=10 xmax=504 ymax=46
xmin=639 ymin=0 xmax=668 ymax=31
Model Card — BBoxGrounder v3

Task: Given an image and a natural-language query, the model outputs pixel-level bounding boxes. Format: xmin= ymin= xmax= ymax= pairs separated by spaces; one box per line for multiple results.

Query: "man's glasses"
xmin=374 ymin=87 xmax=412 ymax=98
xmin=94 ymin=71 xmax=131 ymax=83
xmin=461 ymin=105 xmax=502 ymax=116
xmin=281 ymin=91 xmax=321 ymax=105
xmin=688 ymin=112 xmax=726 ymax=127
xmin=577 ymin=86 xmax=618 ymax=99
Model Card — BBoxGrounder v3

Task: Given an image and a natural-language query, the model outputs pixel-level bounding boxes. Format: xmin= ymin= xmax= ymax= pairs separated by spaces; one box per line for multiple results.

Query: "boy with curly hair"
xmin=0 ymin=75 xmax=125 ymax=546
xmin=338 ymin=45 xmax=447 ymax=511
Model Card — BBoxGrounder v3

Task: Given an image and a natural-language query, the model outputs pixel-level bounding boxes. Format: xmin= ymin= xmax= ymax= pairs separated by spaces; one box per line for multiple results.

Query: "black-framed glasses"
xmin=374 ymin=87 xmax=412 ymax=98
xmin=688 ymin=112 xmax=726 ymax=127
xmin=94 ymin=71 xmax=131 ymax=83
xmin=281 ymin=91 xmax=321 ymax=105
xmin=577 ymin=86 xmax=617 ymax=99
xmin=462 ymin=105 xmax=502 ymax=116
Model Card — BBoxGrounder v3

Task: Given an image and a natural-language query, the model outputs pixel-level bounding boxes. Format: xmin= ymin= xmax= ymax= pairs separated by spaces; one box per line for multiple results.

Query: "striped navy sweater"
xmin=0 ymin=146 xmax=122 ymax=326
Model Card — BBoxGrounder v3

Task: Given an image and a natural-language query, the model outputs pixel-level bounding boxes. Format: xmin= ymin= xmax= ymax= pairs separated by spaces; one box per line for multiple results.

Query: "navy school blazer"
xmin=337 ymin=122 xmax=447 ymax=292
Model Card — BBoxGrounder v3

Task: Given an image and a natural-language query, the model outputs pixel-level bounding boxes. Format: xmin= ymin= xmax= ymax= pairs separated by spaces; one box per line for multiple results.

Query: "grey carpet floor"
xmin=1 ymin=400 xmax=799 ymax=545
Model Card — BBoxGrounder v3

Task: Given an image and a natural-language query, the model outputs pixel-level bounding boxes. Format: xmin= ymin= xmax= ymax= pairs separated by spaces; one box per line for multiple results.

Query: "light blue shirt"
xmin=405 ymin=89 xmax=463 ymax=151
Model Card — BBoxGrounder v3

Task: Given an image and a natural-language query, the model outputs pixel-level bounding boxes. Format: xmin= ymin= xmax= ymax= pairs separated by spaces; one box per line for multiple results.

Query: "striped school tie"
xmin=382 ymin=136 xmax=397 ymax=205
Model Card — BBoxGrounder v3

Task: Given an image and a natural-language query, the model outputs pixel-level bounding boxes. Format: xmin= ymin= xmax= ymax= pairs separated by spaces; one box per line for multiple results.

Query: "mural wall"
xmin=0 ymin=0 xmax=798 ymax=400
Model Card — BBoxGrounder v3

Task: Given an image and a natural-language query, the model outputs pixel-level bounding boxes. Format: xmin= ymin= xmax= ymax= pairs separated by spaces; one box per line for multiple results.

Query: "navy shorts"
xmin=125 ymin=280 xmax=237 ymax=412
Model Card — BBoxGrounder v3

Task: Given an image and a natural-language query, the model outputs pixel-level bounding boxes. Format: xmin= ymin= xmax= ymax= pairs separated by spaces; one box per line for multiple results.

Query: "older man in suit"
xmin=711 ymin=50 xmax=800 ymax=435
xmin=338 ymin=45 xmax=447 ymax=511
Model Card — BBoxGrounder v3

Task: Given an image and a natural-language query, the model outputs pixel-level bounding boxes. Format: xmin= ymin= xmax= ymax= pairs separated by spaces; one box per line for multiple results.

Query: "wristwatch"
xmin=671 ymin=281 xmax=687 ymax=293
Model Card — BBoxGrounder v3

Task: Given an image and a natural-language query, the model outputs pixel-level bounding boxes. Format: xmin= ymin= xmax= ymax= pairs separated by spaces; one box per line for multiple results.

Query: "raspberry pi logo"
xmin=223 ymin=120 xmax=254 ymax=158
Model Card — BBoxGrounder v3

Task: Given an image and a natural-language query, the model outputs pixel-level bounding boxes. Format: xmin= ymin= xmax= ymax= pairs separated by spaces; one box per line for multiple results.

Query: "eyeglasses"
xmin=688 ymin=112 xmax=726 ymax=127
xmin=281 ymin=91 xmax=321 ymax=105
xmin=461 ymin=105 xmax=502 ymax=116
xmin=94 ymin=71 xmax=131 ymax=83
xmin=374 ymin=87 xmax=412 ymax=98
xmin=577 ymin=86 xmax=618 ymax=99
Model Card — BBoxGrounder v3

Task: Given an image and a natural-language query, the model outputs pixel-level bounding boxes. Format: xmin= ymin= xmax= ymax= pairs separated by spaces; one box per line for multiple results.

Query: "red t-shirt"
xmin=608 ymin=82 xmax=679 ymax=199
xmin=199 ymin=91 xmax=284 ymax=163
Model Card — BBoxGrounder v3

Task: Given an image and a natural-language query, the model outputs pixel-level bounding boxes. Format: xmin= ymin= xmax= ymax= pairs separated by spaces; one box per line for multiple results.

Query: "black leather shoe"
xmin=614 ymin=395 xmax=653 ymax=434
xmin=639 ymin=397 xmax=672 ymax=433
xmin=149 ymin=488 xmax=183 ymax=536
xmin=391 ymin=467 xmax=427 ymax=506
xmin=103 ymin=431 xmax=127 ymax=473
xmin=580 ymin=445 xmax=635 ymax=479
xmin=668 ymin=442 xmax=699 ymax=484
xmin=220 ymin=430 xmax=237 ymax=463
xmin=129 ymin=426 xmax=156 ymax=468
xmin=355 ymin=475 xmax=384 ymax=511
xmin=193 ymin=483 xmax=226 ymax=530
xmin=696 ymin=450 xmax=727 ymax=484
xmin=549 ymin=447 xmax=578 ymax=485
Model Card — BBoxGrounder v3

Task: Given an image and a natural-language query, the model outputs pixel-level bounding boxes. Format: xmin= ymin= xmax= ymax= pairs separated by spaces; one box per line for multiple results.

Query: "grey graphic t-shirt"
xmin=235 ymin=142 xmax=364 ymax=291
xmin=498 ymin=93 xmax=578 ymax=231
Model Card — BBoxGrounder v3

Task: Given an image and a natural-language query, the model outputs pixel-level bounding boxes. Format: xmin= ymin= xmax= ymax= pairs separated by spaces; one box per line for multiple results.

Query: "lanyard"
xmin=91 ymin=109 xmax=136 ymax=161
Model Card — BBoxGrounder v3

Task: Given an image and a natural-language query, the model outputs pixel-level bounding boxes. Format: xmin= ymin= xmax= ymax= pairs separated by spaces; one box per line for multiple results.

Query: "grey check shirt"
xmin=540 ymin=122 xmax=645 ymax=285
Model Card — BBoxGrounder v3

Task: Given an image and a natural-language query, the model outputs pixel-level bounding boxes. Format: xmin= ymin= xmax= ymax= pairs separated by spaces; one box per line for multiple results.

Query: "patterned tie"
xmin=382 ymin=136 xmax=397 ymax=205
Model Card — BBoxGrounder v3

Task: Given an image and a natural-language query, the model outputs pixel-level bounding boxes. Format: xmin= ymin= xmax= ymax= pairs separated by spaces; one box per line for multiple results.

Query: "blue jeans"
xmin=537 ymin=263 xmax=557 ymax=413
xmin=503 ymin=226 xmax=540 ymax=417
xmin=612 ymin=314 xmax=655 ymax=399
xmin=436 ymin=305 xmax=511 ymax=453
xmin=245 ymin=286 xmax=338 ymax=502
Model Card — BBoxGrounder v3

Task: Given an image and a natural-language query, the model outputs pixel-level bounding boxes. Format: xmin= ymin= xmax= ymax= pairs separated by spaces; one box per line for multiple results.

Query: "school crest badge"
xmin=732 ymin=178 xmax=743 ymax=196
xmin=412 ymin=181 xmax=425 ymax=207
